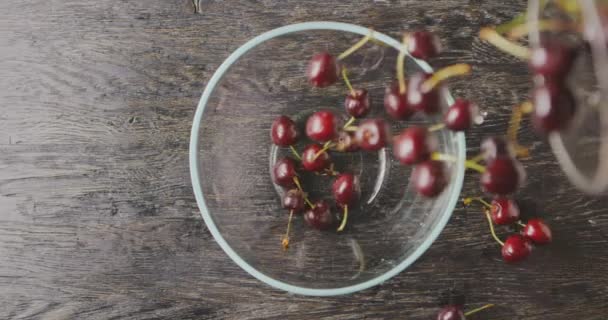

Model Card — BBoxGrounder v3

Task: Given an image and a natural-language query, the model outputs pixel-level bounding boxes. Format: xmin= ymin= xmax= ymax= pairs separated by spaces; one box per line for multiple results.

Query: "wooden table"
xmin=2 ymin=1 xmax=607 ymax=319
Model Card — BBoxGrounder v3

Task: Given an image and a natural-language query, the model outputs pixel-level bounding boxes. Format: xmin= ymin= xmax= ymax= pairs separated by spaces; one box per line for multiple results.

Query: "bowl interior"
xmin=191 ymin=22 xmax=465 ymax=295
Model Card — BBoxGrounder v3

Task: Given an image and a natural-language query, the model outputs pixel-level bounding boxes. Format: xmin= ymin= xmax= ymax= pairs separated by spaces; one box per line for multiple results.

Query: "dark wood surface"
xmin=2 ymin=1 xmax=608 ymax=319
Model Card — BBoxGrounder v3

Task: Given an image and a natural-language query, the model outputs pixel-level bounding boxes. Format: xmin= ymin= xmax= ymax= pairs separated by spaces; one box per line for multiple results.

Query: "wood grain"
xmin=1 ymin=0 xmax=608 ymax=319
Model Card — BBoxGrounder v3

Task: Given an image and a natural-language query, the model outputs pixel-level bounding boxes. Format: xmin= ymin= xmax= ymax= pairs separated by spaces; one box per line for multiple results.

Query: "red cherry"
xmin=529 ymin=39 xmax=577 ymax=80
xmin=306 ymin=110 xmax=340 ymax=142
xmin=407 ymin=31 xmax=442 ymax=61
xmin=384 ymin=83 xmax=414 ymax=120
xmin=407 ymin=72 xmax=440 ymax=114
xmin=480 ymin=136 xmax=514 ymax=162
xmin=502 ymin=234 xmax=532 ymax=263
xmin=393 ymin=126 xmax=436 ymax=165
xmin=490 ymin=197 xmax=521 ymax=225
xmin=523 ymin=218 xmax=552 ymax=245
xmin=481 ymin=157 xmax=525 ymax=195
xmin=282 ymin=189 xmax=305 ymax=213
xmin=301 ymin=144 xmax=331 ymax=172
xmin=531 ymin=81 xmax=576 ymax=133
xmin=334 ymin=131 xmax=359 ymax=152
xmin=345 ymin=89 xmax=370 ymax=118
xmin=271 ymin=115 xmax=299 ymax=146
xmin=272 ymin=158 xmax=297 ymax=188
xmin=332 ymin=173 xmax=360 ymax=206
xmin=306 ymin=52 xmax=338 ymax=87
xmin=355 ymin=119 xmax=392 ymax=151
xmin=304 ymin=200 xmax=334 ymax=230
xmin=436 ymin=305 xmax=465 ymax=320
xmin=444 ymin=99 xmax=478 ymax=131
xmin=411 ymin=160 xmax=448 ymax=197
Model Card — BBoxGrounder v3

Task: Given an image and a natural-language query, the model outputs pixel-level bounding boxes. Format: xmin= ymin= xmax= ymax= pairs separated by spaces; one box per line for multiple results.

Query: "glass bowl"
xmin=189 ymin=22 xmax=465 ymax=296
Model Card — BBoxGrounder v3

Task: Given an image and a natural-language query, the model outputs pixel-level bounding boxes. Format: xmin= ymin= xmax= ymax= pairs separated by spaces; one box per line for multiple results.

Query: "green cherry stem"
xmin=313 ymin=141 xmax=334 ymax=160
xmin=337 ymin=204 xmax=348 ymax=232
xmin=517 ymin=221 xmax=527 ymax=228
xmin=485 ymin=209 xmax=505 ymax=246
xmin=463 ymin=197 xmax=492 ymax=209
xmin=293 ymin=176 xmax=314 ymax=209
xmin=431 ymin=152 xmax=487 ymax=173
xmin=338 ymin=32 xmax=373 ymax=60
xmin=397 ymin=34 xmax=408 ymax=94
xmin=289 ymin=145 xmax=302 ymax=161
xmin=342 ymin=67 xmax=356 ymax=96
xmin=281 ymin=209 xmax=294 ymax=250
xmin=464 ymin=304 xmax=495 ymax=317
xmin=343 ymin=116 xmax=356 ymax=129
xmin=421 ymin=63 xmax=472 ymax=93
xmin=479 ymin=27 xmax=531 ymax=60
xmin=428 ymin=123 xmax=446 ymax=132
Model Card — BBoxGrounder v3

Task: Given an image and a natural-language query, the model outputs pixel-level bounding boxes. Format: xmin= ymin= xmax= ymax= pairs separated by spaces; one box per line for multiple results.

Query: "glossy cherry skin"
xmin=481 ymin=157 xmax=525 ymax=195
xmin=407 ymin=31 xmax=441 ymax=61
xmin=531 ymin=81 xmax=576 ymax=133
xmin=355 ymin=119 xmax=392 ymax=151
xmin=384 ymin=83 xmax=414 ymax=120
xmin=411 ymin=160 xmax=448 ymax=197
xmin=523 ymin=218 xmax=552 ymax=245
xmin=502 ymin=234 xmax=533 ymax=263
xmin=271 ymin=115 xmax=299 ymax=146
xmin=332 ymin=173 xmax=360 ymax=206
xmin=393 ymin=127 xmax=436 ymax=165
xmin=283 ymin=189 xmax=305 ymax=213
xmin=306 ymin=110 xmax=340 ymax=142
xmin=529 ymin=39 xmax=577 ymax=79
xmin=334 ymin=131 xmax=359 ymax=152
xmin=491 ymin=197 xmax=521 ymax=225
xmin=436 ymin=305 xmax=465 ymax=320
xmin=304 ymin=200 xmax=334 ymax=230
xmin=306 ymin=52 xmax=338 ymax=87
xmin=345 ymin=89 xmax=370 ymax=118
xmin=301 ymin=144 xmax=331 ymax=172
xmin=444 ymin=99 xmax=478 ymax=131
xmin=480 ymin=136 xmax=514 ymax=162
xmin=272 ymin=158 xmax=297 ymax=188
xmin=407 ymin=72 xmax=440 ymax=114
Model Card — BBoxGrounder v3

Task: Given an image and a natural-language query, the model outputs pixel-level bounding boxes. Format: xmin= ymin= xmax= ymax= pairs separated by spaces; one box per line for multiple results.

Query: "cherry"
xmin=407 ymin=31 xmax=442 ymax=61
xmin=444 ymin=99 xmax=478 ymax=131
xmin=412 ymin=160 xmax=448 ymax=197
xmin=436 ymin=305 xmax=465 ymax=320
xmin=304 ymin=200 xmax=334 ymax=230
xmin=334 ymin=131 xmax=359 ymax=152
xmin=480 ymin=136 xmax=514 ymax=162
xmin=345 ymin=89 xmax=370 ymax=118
xmin=502 ymin=234 xmax=532 ymax=263
xmin=282 ymin=189 xmax=305 ymax=213
xmin=355 ymin=119 xmax=392 ymax=151
xmin=531 ymin=81 xmax=576 ymax=133
xmin=407 ymin=72 xmax=440 ymax=114
xmin=271 ymin=115 xmax=299 ymax=146
xmin=490 ymin=197 xmax=520 ymax=225
xmin=529 ymin=39 xmax=577 ymax=80
xmin=272 ymin=157 xmax=297 ymax=188
xmin=523 ymin=218 xmax=552 ymax=245
xmin=481 ymin=157 xmax=525 ymax=195
xmin=301 ymin=144 xmax=331 ymax=172
xmin=393 ymin=126 xmax=436 ymax=165
xmin=384 ymin=83 xmax=414 ymax=120
xmin=332 ymin=173 xmax=360 ymax=206
xmin=306 ymin=52 xmax=338 ymax=87
xmin=306 ymin=110 xmax=340 ymax=142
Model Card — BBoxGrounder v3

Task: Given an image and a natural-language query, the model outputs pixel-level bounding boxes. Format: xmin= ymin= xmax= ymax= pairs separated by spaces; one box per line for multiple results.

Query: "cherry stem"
xmin=463 ymin=197 xmax=492 ymax=209
xmin=337 ymin=204 xmax=348 ymax=232
xmin=464 ymin=304 xmax=495 ymax=316
xmin=507 ymin=20 xmax=579 ymax=40
xmin=469 ymin=153 xmax=485 ymax=163
xmin=293 ymin=176 xmax=315 ymax=209
xmin=343 ymin=116 xmax=356 ymax=129
xmin=428 ymin=123 xmax=445 ymax=132
xmin=338 ymin=32 xmax=373 ymax=60
xmin=282 ymin=209 xmax=294 ymax=250
xmin=508 ymin=101 xmax=533 ymax=159
xmin=289 ymin=145 xmax=302 ymax=161
xmin=517 ymin=221 xmax=526 ymax=228
xmin=342 ymin=67 xmax=356 ymax=96
xmin=485 ymin=209 xmax=505 ymax=246
xmin=479 ymin=27 xmax=531 ymax=60
xmin=431 ymin=152 xmax=487 ymax=173
xmin=313 ymin=141 xmax=334 ymax=160
xmin=397 ymin=34 xmax=408 ymax=94
xmin=343 ymin=126 xmax=358 ymax=132
xmin=421 ymin=63 xmax=472 ymax=93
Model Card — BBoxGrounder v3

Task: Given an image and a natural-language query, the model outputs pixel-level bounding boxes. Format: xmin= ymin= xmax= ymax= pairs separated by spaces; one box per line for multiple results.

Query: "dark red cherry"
xmin=271 ymin=115 xmax=299 ymax=146
xmin=393 ymin=126 xmax=436 ymax=165
xmin=412 ymin=160 xmax=448 ymax=197
xmin=304 ymin=200 xmax=334 ymax=230
xmin=529 ymin=39 xmax=577 ymax=79
xmin=384 ymin=83 xmax=414 ymax=120
xmin=480 ymin=136 xmax=514 ymax=162
xmin=444 ymin=99 xmax=478 ymax=131
xmin=283 ymin=189 xmax=305 ymax=213
xmin=436 ymin=305 xmax=465 ymax=320
xmin=491 ymin=197 xmax=521 ymax=225
xmin=306 ymin=52 xmax=339 ymax=87
xmin=523 ymin=218 xmax=552 ymax=245
xmin=301 ymin=144 xmax=331 ymax=172
xmin=481 ymin=157 xmax=525 ymax=195
xmin=531 ymin=81 xmax=576 ymax=133
xmin=407 ymin=72 xmax=440 ymax=114
xmin=272 ymin=157 xmax=297 ymax=188
xmin=332 ymin=173 xmax=360 ymax=206
xmin=355 ymin=119 xmax=392 ymax=151
xmin=306 ymin=110 xmax=340 ymax=142
xmin=345 ymin=89 xmax=370 ymax=118
xmin=334 ymin=131 xmax=359 ymax=152
xmin=502 ymin=234 xmax=532 ymax=263
xmin=407 ymin=31 xmax=441 ymax=61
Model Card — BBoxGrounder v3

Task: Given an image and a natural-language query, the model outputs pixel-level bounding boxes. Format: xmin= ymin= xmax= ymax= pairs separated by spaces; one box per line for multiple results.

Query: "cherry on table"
xmin=529 ymin=38 xmax=578 ymax=80
xmin=412 ymin=160 xmax=448 ymax=197
xmin=332 ymin=173 xmax=360 ymax=207
xmin=444 ymin=99 xmax=478 ymax=131
xmin=345 ymin=88 xmax=370 ymax=118
xmin=436 ymin=305 xmax=465 ymax=320
xmin=272 ymin=157 xmax=298 ymax=187
xmin=334 ymin=131 xmax=359 ymax=152
xmin=306 ymin=110 xmax=341 ymax=142
xmin=490 ymin=197 xmax=521 ymax=225
xmin=502 ymin=234 xmax=532 ymax=263
xmin=523 ymin=218 xmax=552 ymax=245
xmin=301 ymin=144 xmax=331 ymax=172
xmin=306 ymin=52 xmax=339 ymax=87
xmin=271 ymin=115 xmax=299 ymax=146
xmin=407 ymin=30 xmax=442 ymax=61
xmin=384 ymin=83 xmax=414 ymax=120
xmin=531 ymin=81 xmax=576 ymax=134
xmin=407 ymin=72 xmax=440 ymax=114
xmin=304 ymin=200 xmax=334 ymax=230
xmin=282 ymin=189 xmax=305 ymax=213
xmin=480 ymin=136 xmax=514 ymax=162
xmin=481 ymin=157 xmax=525 ymax=195
xmin=393 ymin=126 xmax=436 ymax=165
xmin=355 ymin=118 xmax=392 ymax=151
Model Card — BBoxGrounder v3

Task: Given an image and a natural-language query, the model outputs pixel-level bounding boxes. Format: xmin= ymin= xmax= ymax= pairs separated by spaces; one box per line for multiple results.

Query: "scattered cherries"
xmin=393 ymin=127 xmax=436 ymax=165
xmin=345 ymin=89 xmax=370 ymax=118
xmin=444 ymin=99 xmax=478 ymax=131
xmin=306 ymin=110 xmax=340 ymax=142
xmin=271 ymin=115 xmax=299 ymax=146
xmin=355 ymin=119 xmax=391 ymax=151
xmin=306 ymin=52 xmax=338 ymax=87
xmin=304 ymin=200 xmax=334 ymax=230
xmin=407 ymin=30 xmax=441 ymax=60
xmin=502 ymin=234 xmax=533 ymax=263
